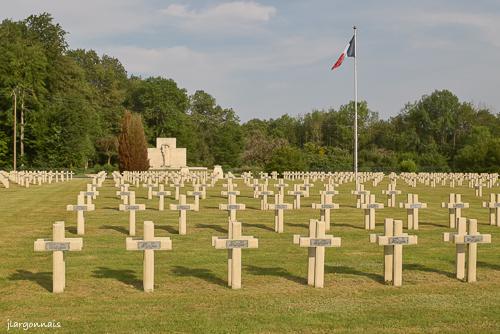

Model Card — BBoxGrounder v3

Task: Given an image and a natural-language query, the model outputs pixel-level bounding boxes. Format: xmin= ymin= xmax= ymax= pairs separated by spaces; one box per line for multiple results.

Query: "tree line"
xmin=0 ymin=14 xmax=498 ymax=173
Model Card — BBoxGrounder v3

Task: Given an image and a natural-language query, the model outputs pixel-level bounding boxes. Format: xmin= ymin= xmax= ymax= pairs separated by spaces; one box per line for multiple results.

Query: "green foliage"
xmin=399 ymin=159 xmax=418 ymax=172
xmin=0 ymin=14 xmax=498 ymax=172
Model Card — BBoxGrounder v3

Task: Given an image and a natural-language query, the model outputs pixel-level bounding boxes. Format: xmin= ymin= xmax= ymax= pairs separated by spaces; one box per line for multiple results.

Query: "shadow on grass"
xmin=195 ymin=224 xmax=227 ymax=233
xmin=8 ymin=270 xmax=52 ymax=292
xmin=242 ymin=223 xmax=274 ymax=232
xmin=100 ymin=225 xmax=129 ymax=235
xmin=326 ymin=265 xmax=384 ymax=283
xmin=103 ymin=206 xmax=119 ymax=211
xmin=333 ymin=223 xmax=364 ymax=230
xmin=92 ymin=267 xmax=142 ymax=290
xmin=157 ymin=225 xmax=178 ymax=234
xmin=244 ymin=265 xmax=307 ymax=285
xmin=170 ymin=266 xmax=226 ymax=287
xmin=204 ymin=206 xmax=220 ymax=210
xmin=403 ymin=263 xmax=454 ymax=278
xmin=65 ymin=226 xmax=77 ymax=234
xmin=419 ymin=221 xmax=446 ymax=228
xmin=245 ymin=206 xmax=261 ymax=210
xmin=286 ymin=223 xmax=308 ymax=229
xmin=477 ymin=261 xmax=500 ymax=271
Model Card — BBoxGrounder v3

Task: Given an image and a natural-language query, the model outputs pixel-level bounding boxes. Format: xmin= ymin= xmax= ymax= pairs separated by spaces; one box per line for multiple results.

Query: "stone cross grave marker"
xmin=301 ymin=178 xmax=314 ymax=198
xmin=441 ymin=193 xmax=469 ymax=228
xmin=116 ymin=184 xmax=130 ymax=204
xmin=399 ymin=194 xmax=427 ymax=230
xmin=212 ymin=221 xmax=258 ymax=289
xmin=382 ymin=183 xmax=401 ymax=208
xmin=34 ymin=221 xmax=82 ymax=293
xmin=257 ymin=183 xmax=274 ymax=210
xmin=370 ymin=218 xmax=417 ymax=286
xmin=443 ymin=217 xmax=491 ymax=282
xmin=352 ymin=184 xmax=368 ymax=208
xmin=219 ymin=192 xmax=245 ymax=223
xmin=84 ymin=184 xmax=99 ymax=205
xmin=187 ymin=184 xmax=203 ymax=212
xmin=274 ymin=178 xmax=289 ymax=197
xmin=361 ymin=193 xmax=384 ymax=230
xmin=482 ymin=193 xmax=500 ymax=226
xmin=288 ymin=184 xmax=306 ymax=209
xmin=152 ymin=184 xmax=171 ymax=211
xmin=268 ymin=194 xmax=292 ymax=233
xmin=66 ymin=193 xmax=95 ymax=235
xmin=293 ymin=219 xmax=341 ymax=288
xmin=170 ymin=180 xmax=184 ymax=200
xmin=475 ymin=183 xmax=483 ymax=197
xmin=126 ymin=221 xmax=172 ymax=292
xmin=143 ymin=179 xmax=157 ymax=200
xmin=169 ymin=195 xmax=195 ymax=235
xmin=312 ymin=191 xmax=339 ymax=231
xmin=119 ymin=191 xmax=146 ymax=236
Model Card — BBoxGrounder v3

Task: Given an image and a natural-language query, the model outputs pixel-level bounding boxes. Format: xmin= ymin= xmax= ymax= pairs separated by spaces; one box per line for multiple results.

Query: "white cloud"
xmin=161 ymin=1 xmax=276 ymax=32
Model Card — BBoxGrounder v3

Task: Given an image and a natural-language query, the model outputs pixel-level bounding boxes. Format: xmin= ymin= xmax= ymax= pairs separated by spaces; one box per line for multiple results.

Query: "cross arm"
xmin=34 ymin=238 xmax=83 ymax=252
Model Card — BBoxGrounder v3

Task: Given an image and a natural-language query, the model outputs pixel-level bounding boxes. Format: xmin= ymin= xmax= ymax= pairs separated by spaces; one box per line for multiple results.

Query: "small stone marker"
xmin=268 ymin=194 xmax=292 ymax=233
xmin=287 ymin=184 xmax=306 ymax=209
xmin=312 ymin=191 xmax=339 ymax=231
xmin=399 ymin=194 xmax=427 ymax=230
xmin=212 ymin=221 xmax=258 ymax=289
xmin=34 ymin=221 xmax=83 ymax=293
xmin=382 ymin=183 xmax=401 ymax=208
xmin=126 ymin=221 xmax=172 ymax=292
xmin=66 ymin=193 xmax=95 ymax=235
xmin=169 ymin=195 xmax=194 ymax=235
xmin=482 ymin=193 xmax=500 ymax=226
xmin=441 ymin=193 xmax=469 ymax=228
xmin=293 ymin=219 xmax=341 ymax=288
xmin=300 ymin=178 xmax=314 ymax=198
xmin=370 ymin=218 xmax=417 ymax=286
xmin=143 ymin=180 xmax=157 ymax=200
xmin=170 ymin=180 xmax=183 ymax=200
xmin=116 ymin=184 xmax=130 ymax=204
xmin=443 ymin=217 xmax=491 ymax=282
xmin=152 ymin=184 xmax=171 ymax=211
xmin=361 ymin=193 xmax=384 ymax=230
xmin=119 ymin=191 xmax=146 ymax=236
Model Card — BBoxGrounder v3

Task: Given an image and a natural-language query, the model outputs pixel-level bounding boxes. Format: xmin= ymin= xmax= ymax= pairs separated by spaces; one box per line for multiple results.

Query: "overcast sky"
xmin=2 ymin=1 xmax=500 ymax=121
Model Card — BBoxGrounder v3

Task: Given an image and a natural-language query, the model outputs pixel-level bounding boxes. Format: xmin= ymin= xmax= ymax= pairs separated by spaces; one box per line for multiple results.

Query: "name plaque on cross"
xmin=464 ymin=235 xmax=483 ymax=243
xmin=454 ymin=203 xmax=465 ymax=208
xmin=387 ymin=190 xmax=398 ymax=195
xmin=227 ymin=191 xmax=238 ymax=195
xmin=261 ymin=191 xmax=272 ymax=195
xmin=191 ymin=192 xmax=202 ymax=196
xmin=45 ymin=242 xmax=70 ymax=251
xmin=227 ymin=204 xmax=241 ymax=210
xmin=156 ymin=192 xmax=169 ymax=196
xmin=388 ymin=237 xmax=409 ymax=245
xmin=137 ymin=241 xmax=162 ymax=250
xmin=409 ymin=204 xmax=422 ymax=209
xmin=310 ymin=239 xmax=332 ymax=246
xmin=74 ymin=205 xmax=87 ymax=211
xmin=177 ymin=205 xmax=191 ymax=210
xmin=494 ymin=203 xmax=500 ymax=208
xmin=226 ymin=240 xmax=249 ymax=249
xmin=84 ymin=192 xmax=95 ymax=196
xmin=274 ymin=204 xmax=289 ymax=210
xmin=321 ymin=204 xmax=336 ymax=209
xmin=368 ymin=204 xmax=381 ymax=209
xmin=118 ymin=191 xmax=130 ymax=196
xmin=324 ymin=191 xmax=337 ymax=195
xmin=293 ymin=191 xmax=303 ymax=195
xmin=127 ymin=205 xmax=141 ymax=210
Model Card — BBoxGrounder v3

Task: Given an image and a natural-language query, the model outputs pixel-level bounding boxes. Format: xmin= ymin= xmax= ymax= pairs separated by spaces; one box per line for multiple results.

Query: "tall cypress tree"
xmin=118 ymin=110 xmax=149 ymax=171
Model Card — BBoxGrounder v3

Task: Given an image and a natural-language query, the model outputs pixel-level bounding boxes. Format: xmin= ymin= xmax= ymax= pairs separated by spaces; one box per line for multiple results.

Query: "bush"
xmin=399 ymin=159 xmax=417 ymax=172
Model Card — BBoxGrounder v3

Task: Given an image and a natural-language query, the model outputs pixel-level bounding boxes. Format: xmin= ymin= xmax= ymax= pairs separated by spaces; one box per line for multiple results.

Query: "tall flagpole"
xmin=353 ymin=26 xmax=358 ymax=188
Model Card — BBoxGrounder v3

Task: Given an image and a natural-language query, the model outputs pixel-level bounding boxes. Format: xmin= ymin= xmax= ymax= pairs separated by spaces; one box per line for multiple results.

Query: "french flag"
xmin=331 ymin=35 xmax=355 ymax=70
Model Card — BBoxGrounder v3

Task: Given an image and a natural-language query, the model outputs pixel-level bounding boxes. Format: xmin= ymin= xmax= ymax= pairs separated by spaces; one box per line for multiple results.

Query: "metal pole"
xmin=353 ymin=26 xmax=358 ymax=187
xmin=12 ymin=89 xmax=17 ymax=172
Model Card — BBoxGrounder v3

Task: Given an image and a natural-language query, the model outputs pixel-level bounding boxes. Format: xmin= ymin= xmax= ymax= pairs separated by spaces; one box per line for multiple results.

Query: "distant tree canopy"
xmin=0 ymin=13 xmax=499 ymax=172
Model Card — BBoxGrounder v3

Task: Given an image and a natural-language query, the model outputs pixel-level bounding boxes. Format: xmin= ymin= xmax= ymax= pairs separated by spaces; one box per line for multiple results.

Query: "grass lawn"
xmin=0 ymin=177 xmax=499 ymax=333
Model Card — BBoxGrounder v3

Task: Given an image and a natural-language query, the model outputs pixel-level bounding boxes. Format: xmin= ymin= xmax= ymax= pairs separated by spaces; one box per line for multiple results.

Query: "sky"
xmin=2 ymin=0 xmax=500 ymax=122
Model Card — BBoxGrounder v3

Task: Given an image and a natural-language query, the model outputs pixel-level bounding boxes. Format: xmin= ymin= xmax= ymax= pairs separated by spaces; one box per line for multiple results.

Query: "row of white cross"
xmin=33 ymin=171 xmax=497 ymax=293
